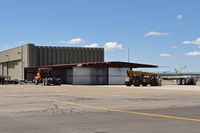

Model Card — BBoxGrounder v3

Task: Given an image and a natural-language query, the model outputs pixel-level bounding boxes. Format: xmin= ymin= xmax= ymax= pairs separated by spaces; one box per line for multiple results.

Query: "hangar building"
xmin=0 ymin=43 xmax=104 ymax=80
xmin=0 ymin=43 xmax=158 ymax=85
xmin=25 ymin=62 xmax=157 ymax=85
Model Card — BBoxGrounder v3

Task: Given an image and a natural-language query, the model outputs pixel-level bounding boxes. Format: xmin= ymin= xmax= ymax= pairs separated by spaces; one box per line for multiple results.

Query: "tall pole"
xmin=128 ymin=47 xmax=130 ymax=63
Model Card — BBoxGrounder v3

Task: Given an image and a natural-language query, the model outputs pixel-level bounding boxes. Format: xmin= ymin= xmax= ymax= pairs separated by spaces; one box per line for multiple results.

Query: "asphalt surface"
xmin=1 ymin=106 xmax=200 ymax=133
xmin=0 ymin=83 xmax=200 ymax=133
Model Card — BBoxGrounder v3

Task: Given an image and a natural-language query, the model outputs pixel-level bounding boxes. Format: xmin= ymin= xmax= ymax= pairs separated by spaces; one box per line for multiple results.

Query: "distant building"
xmin=0 ymin=43 xmax=104 ymax=80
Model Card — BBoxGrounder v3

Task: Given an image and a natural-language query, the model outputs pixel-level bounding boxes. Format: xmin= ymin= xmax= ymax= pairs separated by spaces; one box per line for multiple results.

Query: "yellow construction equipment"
xmin=125 ymin=70 xmax=162 ymax=86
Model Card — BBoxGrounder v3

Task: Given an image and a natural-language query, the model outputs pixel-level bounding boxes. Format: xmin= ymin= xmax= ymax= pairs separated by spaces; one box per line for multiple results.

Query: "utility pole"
xmin=128 ymin=47 xmax=130 ymax=63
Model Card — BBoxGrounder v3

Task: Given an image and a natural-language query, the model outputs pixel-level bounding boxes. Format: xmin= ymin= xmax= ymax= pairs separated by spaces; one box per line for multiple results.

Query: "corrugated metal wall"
xmin=28 ymin=45 xmax=104 ymax=67
xmin=52 ymin=68 xmax=73 ymax=84
xmin=73 ymin=67 xmax=108 ymax=85
xmin=108 ymin=68 xmax=130 ymax=85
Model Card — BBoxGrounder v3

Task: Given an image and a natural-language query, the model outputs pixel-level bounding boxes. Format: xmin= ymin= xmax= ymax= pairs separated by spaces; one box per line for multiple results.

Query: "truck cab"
xmin=34 ymin=67 xmax=61 ymax=85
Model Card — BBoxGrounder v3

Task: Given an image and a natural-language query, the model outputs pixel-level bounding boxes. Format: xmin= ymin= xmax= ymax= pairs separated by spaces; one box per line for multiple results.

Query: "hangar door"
xmin=8 ymin=60 xmax=22 ymax=80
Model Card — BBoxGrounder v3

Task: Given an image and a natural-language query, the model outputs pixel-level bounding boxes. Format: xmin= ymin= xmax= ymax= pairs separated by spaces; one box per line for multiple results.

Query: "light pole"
xmin=128 ymin=47 xmax=130 ymax=63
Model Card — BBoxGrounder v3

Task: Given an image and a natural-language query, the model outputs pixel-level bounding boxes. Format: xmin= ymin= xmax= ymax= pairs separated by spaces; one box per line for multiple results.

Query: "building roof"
xmin=25 ymin=61 xmax=158 ymax=70
xmin=77 ymin=61 xmax=158 ymax=68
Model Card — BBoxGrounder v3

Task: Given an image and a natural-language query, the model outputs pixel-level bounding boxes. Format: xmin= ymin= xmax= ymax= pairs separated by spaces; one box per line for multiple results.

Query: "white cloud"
xmin=84 ymin=43 xmax=99 ymax=48
xmin=183 ymin=37 xmax=200 ymax=45
xmin=160 ymin=53 xmax=171 ymax=57
xmin=171 ymin=46 xmax=178 ymax=49
xmin=18 ymin=41 xmax=26 ymax=44
xmin=185 ymin=51 xmax=200 ymax=56
xmin=104 ymin=42 xmax=122 ymax=50
xmin=58 ymin=38 xmax=83 ymax=44
xmin=176 ymin=14 xmax=183 ymax=20
xmin=58 ymin=40 xmax=67 ymax=43
xmin=145 ymin=31 xmax=169 ymax=37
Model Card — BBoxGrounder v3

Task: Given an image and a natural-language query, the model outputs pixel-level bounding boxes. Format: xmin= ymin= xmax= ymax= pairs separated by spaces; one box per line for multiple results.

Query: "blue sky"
xmin=0 ymin=0 xmax=200 ymax=72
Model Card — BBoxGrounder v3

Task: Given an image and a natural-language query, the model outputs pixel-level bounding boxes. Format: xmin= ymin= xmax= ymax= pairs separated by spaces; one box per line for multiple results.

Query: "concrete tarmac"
xmin=0 ymin=82 xmax=200 ymax=133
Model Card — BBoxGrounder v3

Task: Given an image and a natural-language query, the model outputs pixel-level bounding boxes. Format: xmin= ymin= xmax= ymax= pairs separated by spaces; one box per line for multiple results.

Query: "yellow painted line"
xmin=1 ymin=94 xmax=199 ymax=123
xmin=56 ymin=100 xmax=200 ymax=123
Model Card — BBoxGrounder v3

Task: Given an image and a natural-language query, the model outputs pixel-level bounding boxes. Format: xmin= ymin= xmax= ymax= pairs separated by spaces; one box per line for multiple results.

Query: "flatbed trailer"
xmin=161 ymin=75 xmax=199 ymax=85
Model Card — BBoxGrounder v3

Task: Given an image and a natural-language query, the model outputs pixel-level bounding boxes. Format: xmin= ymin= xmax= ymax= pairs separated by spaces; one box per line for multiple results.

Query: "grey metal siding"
xmin=73 ymin=67 xmax=108 ymax=85
xmin=77 ymin=48 xmax=81 ymax=63
xmin=65 ymin=47 xmax=70 ymax=64
xmin=52 ymin=47 xmax=57 ymax=65
xmin=100 ymin=48 xmax=104 ymax=62
xmin=56 ymin=47 xmax=61 ymax=64
xmin=33 ymin=46 xmax=38 ymax=66
xmin=61 ymin=48 xmax=65 ymax=64
xmin=82 ymin=48 xmax=86 ymax=63
xmin=44 ymin=47 xmax=48 ymax=65
xmin=74 ymin=48 xmax=78 ymax=63
xmin=94 ymin=48 xmax=98 ymax=62
xmin=85 ymin=48 xmax=90 ymax=63
xmin=39 ymin=47 xmax=44 ymax=66
xmin=69 ymin=48 xmax=73 ymax=63
xmin=92 ymin=48 xmax=95 ymax=62
xmin=108 ymin=68 xmax=130 ymax=85
xmin=48 ymin=47 xmax=53 ymax=65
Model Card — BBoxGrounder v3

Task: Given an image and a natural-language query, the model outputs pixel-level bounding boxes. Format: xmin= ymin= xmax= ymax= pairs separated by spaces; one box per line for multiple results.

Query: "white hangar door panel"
xmin=108 ymin=68 xmax=130 ymax=85
xmin=8 ymin=60 xmax=22 ymax=80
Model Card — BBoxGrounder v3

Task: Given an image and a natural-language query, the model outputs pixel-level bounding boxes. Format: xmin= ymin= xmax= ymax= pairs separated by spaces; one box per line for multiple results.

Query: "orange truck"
xmin=34 ymin=67 xmax=61 ymax=86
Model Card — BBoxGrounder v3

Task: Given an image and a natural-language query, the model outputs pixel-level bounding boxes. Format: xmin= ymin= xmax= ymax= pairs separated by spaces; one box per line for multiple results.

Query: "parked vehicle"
xmin=125 ymin=70 xmax=162 ymax=86
xmin=0 ymin=76 xmax=19 ymax=85
xmin=34 ymin=67 xmax=61 ymax=86
xmin=160 ymin=66 xmax=199 ymax=85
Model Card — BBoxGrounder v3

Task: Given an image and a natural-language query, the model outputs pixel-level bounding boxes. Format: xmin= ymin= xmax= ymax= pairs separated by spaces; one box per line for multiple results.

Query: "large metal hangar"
xmin=0 ymin=43 xmax=104 ymax=80
xmin=25 ymin=62 xmax=158 ymax=85
xmin=0 ymin=43 xmax=158 ymax=85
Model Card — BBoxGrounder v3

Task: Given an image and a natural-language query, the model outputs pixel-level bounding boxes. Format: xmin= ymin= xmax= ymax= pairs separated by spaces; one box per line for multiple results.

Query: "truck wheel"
xmin=150 ymin=79 xmax=158 ymax=86
xmin=190 ymin=78 xmax=196 ymax=85
xmin=142 ymin=82 xmax=148 ymax=86
xmin=192 ymin=81 xmax=197 ymax=85
xmin=35 ymin=80 xmax=39 ymax=85
xmin=177 ymin=79 xmax=182 ymax=85
xmin=57 ymin=80 xmax=61 ymax=85
xmin=125 ymin=81 xmax=132 ymax=86
xmin=133 ymin=79 xmax=141 ymax=86
xmin=182 ymin=79 xmax=186 ymax=85
xmin=43 ymin=80 xmax=46 ymax=86
xmin=158 ymin=79 xmax=162 ymax=86
xmin=46 ymin=80 xmax=51 ymax=86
